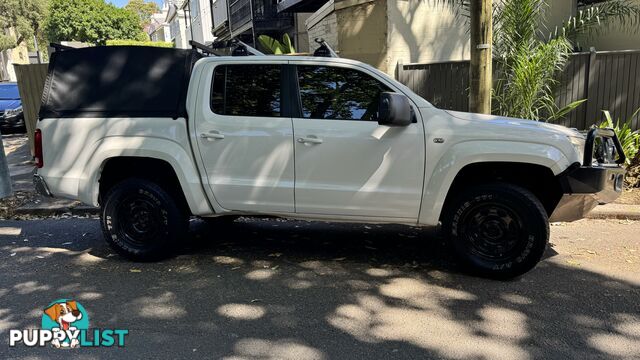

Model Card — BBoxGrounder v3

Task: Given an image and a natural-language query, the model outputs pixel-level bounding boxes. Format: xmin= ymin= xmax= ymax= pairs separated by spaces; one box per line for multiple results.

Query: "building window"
xmin=190 ymin=0 xmax=200 ymax=20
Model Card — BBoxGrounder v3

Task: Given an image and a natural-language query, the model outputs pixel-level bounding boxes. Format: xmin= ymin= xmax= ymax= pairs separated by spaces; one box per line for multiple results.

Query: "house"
xmin=298 ymin=0 xmax=640 ymax=76
xmin=148 ymin=1 xmax=174 ymax=43
xmin=181 ymin=0 xmax=216 ymax=44
xmin=166 ymin=2 xmax=192 ymax=48
xmin=299 ymin=0 xmax=469 ymax=75
xmin=211 ymin=0 xmax=311 ymax=52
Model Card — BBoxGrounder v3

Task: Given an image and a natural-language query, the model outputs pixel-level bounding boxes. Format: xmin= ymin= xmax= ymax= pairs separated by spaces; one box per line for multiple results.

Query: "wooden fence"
xmin=13 ymin=64 xmax=48 ymax=156
xmin=396 ymin=49 xmax=640 ymax=131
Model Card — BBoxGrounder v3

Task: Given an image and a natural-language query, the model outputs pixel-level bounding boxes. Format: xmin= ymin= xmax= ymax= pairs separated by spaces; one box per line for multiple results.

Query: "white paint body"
xmin=36 ymin=56 xmax=584 ymax=226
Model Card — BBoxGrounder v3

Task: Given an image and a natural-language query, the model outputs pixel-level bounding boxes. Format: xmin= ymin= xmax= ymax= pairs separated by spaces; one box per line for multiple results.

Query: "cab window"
xmin=296 ymin=65 xmax=390 ymax=121
xmin=210 ymin=64 xmax=282 ymax=117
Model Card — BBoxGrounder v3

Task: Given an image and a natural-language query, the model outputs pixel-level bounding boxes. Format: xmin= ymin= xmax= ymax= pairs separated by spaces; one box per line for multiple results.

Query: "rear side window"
xmin=296 ymin=65 xmax=390 ymax=121
xmin=210 ymin=64 xmax=282 ymax=117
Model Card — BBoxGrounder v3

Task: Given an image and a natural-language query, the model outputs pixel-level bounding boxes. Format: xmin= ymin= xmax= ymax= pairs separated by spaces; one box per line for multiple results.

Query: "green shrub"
xmin=257 ymin=34 xmax=295 ymax=54
xmin=106 ymin=39 xmax=174 ymax=48
xmin=597 ymin=108 xmax=640 ymax=166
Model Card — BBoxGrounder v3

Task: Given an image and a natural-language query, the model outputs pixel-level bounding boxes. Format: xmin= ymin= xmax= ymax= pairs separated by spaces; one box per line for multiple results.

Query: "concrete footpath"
xmin=3 ymin=134 xmax=640 ymax=219
xmin=588 ymin=203 xmax=640 ymax=220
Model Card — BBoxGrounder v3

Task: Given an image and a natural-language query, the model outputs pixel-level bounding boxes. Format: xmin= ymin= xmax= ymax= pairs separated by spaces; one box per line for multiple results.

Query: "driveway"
xmin=0 ymin=217 xmax=638 ymax=359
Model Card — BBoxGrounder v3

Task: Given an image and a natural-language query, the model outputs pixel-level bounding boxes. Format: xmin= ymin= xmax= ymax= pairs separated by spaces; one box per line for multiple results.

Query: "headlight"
xmin=4 ymin=106 xmax=22 ymax=117
xmin=568 ymin=135 xmax=586 ymax=163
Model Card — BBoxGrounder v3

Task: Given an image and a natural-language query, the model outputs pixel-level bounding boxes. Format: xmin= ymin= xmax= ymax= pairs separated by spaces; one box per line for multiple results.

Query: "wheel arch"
xmin=439 ymin=162 xmax=564 ymax=219
xmin=78 ymin=137 xmax=214 ymax=216
xmin=419 ymin=141 xmax=572 ymax=226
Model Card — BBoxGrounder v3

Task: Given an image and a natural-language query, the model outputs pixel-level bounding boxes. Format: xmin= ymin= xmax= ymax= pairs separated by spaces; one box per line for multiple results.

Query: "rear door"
xmin=291 ymin=63 xmax=426 ymax=220
xmin=194 ymin=61 xmax=295 ymax=213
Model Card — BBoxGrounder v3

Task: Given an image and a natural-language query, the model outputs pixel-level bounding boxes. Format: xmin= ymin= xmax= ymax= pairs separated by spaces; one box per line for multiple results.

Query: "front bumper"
xmin=550 ymin=127 xmax=626 ymax=222
xmin=550 ymin=165 xmax=625 ymax=222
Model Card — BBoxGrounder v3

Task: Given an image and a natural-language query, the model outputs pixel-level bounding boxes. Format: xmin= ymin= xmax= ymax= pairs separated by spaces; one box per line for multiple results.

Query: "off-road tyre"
xmin=100 ymin=178 xmax=188 ymax=261
xmin=442 ymin=183 xmax=549 ymax=279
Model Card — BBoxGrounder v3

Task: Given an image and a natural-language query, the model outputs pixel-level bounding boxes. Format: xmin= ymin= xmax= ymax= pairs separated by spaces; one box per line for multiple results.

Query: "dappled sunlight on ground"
xmin=132 ymin=292 xmax=187 ymax=320
xmin=0 ymin=217 xmax=637 ymax=358
xmin=217 ymin=304 xmax=266 ymax=321
xmin=328 ymin=280 xmax=529 ymax=359
xmin=224 ymin=338 xmax=325 ymax=360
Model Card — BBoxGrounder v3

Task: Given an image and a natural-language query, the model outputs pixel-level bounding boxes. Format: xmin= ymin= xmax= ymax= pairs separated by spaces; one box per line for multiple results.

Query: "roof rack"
xmin=313 ymin=38 xmax=339 ymax=58
xmin=189 ymin=40 xmax=224 ymax=56
xmin=195 ymin=38 xmax=335 ymax=58
xmin=234 ymin=41 xmax=265 ymax=56
xmin=205 ymin=39 xmax=265 ymax=56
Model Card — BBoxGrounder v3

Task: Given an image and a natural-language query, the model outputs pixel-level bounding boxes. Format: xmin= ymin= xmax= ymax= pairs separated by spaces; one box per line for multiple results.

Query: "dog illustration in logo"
xmin=44 ymin=300 xmax=83 ymax=348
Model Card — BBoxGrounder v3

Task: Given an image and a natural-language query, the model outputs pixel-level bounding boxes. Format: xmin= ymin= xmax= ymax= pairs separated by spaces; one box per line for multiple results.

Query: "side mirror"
xmin=378 ymin=92 xmax=412 ymax=126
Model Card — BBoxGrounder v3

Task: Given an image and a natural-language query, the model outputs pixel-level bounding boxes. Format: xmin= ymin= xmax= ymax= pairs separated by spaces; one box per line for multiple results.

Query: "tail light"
xmin=34 ymin=129 xmax=43 ymax=168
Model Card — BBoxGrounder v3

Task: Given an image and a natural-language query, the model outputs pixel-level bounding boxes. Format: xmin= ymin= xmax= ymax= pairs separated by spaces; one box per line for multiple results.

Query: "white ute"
xmin=34 ymin=45 xmax=626 ymax=278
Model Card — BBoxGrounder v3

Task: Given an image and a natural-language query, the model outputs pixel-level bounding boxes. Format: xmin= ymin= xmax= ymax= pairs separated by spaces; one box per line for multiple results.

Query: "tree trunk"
xmin=469 ymin=0 xmax=493 ymax=114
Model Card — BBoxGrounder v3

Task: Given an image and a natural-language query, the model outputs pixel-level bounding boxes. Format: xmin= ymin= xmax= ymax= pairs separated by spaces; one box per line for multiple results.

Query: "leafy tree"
xmin=125 ymin=0 xmax=160 ymax=28
xmin=46 ymin=0 xmax=147 ymax=45
xmin=0 ymin=0 xmax=49 ymax=51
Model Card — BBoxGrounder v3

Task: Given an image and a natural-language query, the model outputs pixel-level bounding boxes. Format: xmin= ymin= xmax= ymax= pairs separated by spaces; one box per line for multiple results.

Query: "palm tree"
xmin=438 ymin=0 xmax=640 ymax=120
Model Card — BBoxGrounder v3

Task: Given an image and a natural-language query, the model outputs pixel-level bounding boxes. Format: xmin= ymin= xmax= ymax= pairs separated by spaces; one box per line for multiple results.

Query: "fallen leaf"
xmin=129 ymin=269 xmax=142 ymax=273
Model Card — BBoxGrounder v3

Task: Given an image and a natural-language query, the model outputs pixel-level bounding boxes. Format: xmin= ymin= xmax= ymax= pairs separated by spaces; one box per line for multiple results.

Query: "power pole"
xmin=469 ymin=0 xmax=493 ymax=114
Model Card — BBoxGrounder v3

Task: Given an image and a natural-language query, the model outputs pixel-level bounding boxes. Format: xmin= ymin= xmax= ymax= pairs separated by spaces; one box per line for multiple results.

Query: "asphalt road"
xmin=0 ymin=217 xmax=638 ymax=359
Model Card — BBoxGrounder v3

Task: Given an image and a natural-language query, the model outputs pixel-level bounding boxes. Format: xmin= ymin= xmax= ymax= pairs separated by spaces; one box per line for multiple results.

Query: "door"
xmin=195 ymin=63 xmax=295 ymax=213
xmin=292 ymin=64 xmax=425 ymax=219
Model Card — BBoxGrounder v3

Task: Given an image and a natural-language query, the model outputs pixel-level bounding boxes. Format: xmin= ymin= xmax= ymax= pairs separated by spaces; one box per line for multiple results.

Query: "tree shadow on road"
xmin=0 ymin=217 xmax=638 ymax=359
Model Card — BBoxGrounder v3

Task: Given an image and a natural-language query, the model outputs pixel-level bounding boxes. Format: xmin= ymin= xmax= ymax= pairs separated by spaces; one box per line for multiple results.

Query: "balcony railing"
xmin=228 ymin=0 xmax=294 ymax=33
xmin=229 ymin=0 xmax=252 ymax=32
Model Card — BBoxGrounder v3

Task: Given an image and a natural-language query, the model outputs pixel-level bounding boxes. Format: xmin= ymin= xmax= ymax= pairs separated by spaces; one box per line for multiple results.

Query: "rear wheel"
xmin=442 ymin=183 xmax=549 ymax=279
xmin=100 ymin=178 xmax=188 ymax=261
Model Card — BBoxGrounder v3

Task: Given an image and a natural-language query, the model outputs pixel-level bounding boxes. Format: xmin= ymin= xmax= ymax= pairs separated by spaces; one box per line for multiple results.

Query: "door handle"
xmin=200 ymin=131 xmax=225 ymax=140
xmin=297 ymin=136 xmax=323 ymax=144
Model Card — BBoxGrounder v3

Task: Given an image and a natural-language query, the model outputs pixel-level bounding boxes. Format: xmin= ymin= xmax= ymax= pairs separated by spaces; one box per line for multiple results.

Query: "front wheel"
xmin=100 ymin=178 xmax=188 ymax=261
xmin=442 ymin=183 xmax=549 ymax=279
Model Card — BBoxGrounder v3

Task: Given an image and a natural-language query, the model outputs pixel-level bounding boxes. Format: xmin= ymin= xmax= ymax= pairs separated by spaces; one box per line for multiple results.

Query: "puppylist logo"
xmin=9 ymin=299 xmax=129 ymax=349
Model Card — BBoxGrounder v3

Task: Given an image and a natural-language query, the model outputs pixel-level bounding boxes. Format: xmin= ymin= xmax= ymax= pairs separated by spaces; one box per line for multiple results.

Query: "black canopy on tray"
xmin=39 ymin=46 xmax=203 ymax=119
